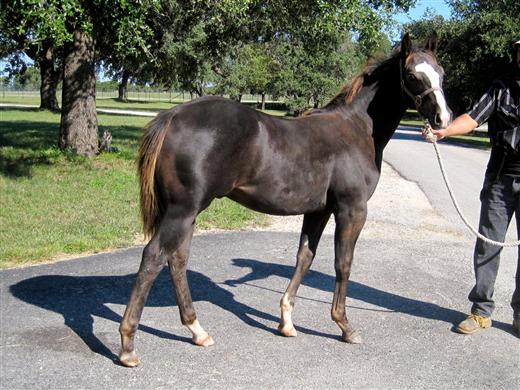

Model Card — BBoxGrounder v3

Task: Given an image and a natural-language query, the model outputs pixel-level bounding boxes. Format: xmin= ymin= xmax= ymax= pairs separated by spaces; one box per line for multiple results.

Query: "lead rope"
xmin=422 ymin=122 xmax=520 ymax=247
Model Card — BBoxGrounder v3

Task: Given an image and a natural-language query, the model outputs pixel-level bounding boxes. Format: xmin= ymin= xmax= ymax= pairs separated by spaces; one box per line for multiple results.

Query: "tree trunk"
xmin=118 ymin=69 xmax=129 ymax=102
xmin=59 ymin=30 xmax=98 ymax=157
xmin=261 ymin=92 xmax=266 ymax=110
xmin=39 ymin=41 xmax=60 ymax=112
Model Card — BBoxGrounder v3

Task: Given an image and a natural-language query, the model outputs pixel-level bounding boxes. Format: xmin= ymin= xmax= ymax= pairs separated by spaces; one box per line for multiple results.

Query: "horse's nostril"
xmin=434 ymin=113 xmax=442 ymax=126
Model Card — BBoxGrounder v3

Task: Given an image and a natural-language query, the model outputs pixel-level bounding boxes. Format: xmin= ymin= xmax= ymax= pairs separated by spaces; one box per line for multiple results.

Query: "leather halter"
xmin=400 ymin=58 xmax=443 ymax=110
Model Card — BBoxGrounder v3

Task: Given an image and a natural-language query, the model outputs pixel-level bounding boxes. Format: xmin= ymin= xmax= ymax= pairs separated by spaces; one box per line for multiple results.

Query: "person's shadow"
xmin=9 ymin=257 xmax=515 ymax=363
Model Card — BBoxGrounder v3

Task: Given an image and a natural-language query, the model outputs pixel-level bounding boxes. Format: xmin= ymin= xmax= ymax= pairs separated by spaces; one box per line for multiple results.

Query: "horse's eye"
xmin=407 ymin=73 xmax=417 ymax=81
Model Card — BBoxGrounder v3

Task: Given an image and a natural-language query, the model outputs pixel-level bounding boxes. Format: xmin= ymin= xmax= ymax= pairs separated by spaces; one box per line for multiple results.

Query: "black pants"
xmin=469 ymin=174 xmax=520 ymax=319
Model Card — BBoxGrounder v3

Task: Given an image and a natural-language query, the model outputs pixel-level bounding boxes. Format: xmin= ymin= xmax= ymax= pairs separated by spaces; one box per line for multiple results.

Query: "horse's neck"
xmin=363 ymin=65 xmax=406 ymax=170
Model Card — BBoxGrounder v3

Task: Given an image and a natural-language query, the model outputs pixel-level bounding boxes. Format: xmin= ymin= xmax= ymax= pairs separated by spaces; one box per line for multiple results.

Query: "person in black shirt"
xmin=429 ymin=38 xmax=520 ymax=336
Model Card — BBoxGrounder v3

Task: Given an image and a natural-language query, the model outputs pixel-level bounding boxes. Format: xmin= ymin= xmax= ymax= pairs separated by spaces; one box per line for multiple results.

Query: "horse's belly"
xmin=227 ymin=185 xmax=327 ymax=216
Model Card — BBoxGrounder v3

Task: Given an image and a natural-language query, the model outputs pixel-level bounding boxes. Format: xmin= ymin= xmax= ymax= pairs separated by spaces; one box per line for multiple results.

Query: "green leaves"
xmin=405 ymin=0 xmax=520 ymax=114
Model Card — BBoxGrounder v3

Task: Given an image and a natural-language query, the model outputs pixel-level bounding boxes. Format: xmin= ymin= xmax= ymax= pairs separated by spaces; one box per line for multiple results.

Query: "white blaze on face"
xmin=415 ymin=61 xmax=451 ymax=127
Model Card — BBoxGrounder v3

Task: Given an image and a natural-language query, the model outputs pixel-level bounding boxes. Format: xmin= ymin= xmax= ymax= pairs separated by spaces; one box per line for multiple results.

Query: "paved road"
xmin=385 ymin=128 xmax=519 ymax=288
xmin=2 ymin=237 xmax=519 ymax=387
xmin=1 ymin=233 xmax=519 ymax=389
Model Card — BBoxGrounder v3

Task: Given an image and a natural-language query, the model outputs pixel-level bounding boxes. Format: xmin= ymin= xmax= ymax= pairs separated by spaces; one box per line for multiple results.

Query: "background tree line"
xmin=1 ymin=0 xmax=519 ymax=156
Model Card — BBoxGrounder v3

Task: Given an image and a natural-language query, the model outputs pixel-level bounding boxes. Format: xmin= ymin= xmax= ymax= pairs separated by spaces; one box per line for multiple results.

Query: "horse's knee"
xmin=334 ymin=266 xmax=351 ymax=283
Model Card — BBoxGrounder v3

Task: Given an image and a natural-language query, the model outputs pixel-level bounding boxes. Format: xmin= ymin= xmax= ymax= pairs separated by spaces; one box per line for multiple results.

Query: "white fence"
xmin=1 ymin=88 xmax=272 ymax=104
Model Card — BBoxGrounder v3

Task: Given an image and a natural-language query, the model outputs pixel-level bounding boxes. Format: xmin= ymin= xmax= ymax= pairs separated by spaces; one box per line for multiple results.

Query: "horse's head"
xmin=400 ymin=33 xmax=451 ymax=129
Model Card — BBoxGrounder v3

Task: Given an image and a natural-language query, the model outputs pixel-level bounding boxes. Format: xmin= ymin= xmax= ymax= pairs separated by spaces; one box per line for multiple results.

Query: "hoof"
xmin=193 ymin=334 xmax=215 ymax=347
xmin=278 ymin=324 xmax=298 ymax=337
xmin=119 ymin=351 xmax=141 ymax=367
xmin=342 ymin=329 xmax=363 ymax=344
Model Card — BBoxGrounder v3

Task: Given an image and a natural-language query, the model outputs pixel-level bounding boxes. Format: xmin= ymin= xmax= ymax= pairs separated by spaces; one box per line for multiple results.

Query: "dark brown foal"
xmin=119 ymin=33 xmax=450 ymax=366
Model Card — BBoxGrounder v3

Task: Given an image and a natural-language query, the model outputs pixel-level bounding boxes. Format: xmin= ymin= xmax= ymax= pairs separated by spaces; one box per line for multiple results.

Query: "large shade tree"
xmin=57 ymin=1 xmax=155 ymax=156
xmin=2 ymin=0 xmax=416 ymax=155
xmin=142 ymin=0 xmax=415 ymax=100
xmin=1 ymin=0 xmax=156 ymax=156
xmin=0 ymin=2 xmax=64 ymax=111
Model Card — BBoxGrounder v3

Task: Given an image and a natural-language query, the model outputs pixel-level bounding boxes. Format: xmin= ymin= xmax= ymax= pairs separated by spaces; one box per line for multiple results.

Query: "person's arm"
xmin=427 ymin=80 xmax=501 ymax=142
xmin=431 ymin=113 xmax=478 ymax=141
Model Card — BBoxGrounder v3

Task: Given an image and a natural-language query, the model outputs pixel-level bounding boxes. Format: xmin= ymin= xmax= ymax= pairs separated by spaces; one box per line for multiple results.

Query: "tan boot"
xmin=513 ymin=318 xmax=520 ymax=336
xmin=456 ymin=314 xmax=492 ymax=334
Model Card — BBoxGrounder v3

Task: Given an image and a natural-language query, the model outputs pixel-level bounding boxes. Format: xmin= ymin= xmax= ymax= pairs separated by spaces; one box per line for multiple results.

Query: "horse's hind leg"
xmin=119 ymin=208 xmax=196 ymax=367
xmin=279 ymin=211 xmax=331 ymax=337
xmin=331 ymin=203 xmax=367 ymax=344
xmin=167 ymin=226 xmax=214 ymax=347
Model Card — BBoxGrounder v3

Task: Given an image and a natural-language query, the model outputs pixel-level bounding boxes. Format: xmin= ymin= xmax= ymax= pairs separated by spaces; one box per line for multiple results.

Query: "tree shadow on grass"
xmin=0 ymin=109 xmax=144 ymax=178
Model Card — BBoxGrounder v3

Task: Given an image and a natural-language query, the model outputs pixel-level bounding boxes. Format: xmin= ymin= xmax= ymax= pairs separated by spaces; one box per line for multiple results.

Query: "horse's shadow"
xmin=224 ymin=258 xmax=514 ymax=335
xmin=9 ymin=257 xmax=514 ymax=363
xmin=9 ymin=267 xmax=285 ymax=363
xmin=226 ymin=258 xmax=463 ymax=319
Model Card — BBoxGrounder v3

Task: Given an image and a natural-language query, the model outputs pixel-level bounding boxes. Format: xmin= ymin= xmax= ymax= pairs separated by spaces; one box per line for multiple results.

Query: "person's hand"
xmin=430 ymin=128 xmax=449 ymax=141
xmin=422 ymin=123 xmax=449 ymax=143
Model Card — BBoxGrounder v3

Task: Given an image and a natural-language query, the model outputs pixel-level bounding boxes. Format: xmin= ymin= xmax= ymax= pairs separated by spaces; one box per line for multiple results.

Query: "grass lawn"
xmin=0 ymin=108 xmax=266 ymax=269
xmin=1 ymin=94 xmax=177 ymax=112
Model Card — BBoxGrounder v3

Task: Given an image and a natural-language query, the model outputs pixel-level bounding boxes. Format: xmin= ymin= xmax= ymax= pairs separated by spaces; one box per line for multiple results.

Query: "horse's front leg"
xmin=331 ymin=203 xmax=367 ymax=344
xmin=279 ymin=211 xmax=331 ymax=337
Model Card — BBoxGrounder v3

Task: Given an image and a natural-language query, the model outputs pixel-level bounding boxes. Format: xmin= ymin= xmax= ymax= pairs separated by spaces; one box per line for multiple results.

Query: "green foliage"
xmin=1 ymin=0 xmax=156 ymax=51
xmin=2 ymin=0 xmax=416 ymax=112
xmin=214 ymin=44 xmax=275 ymax=99
xmin=7 ymin=66 xmax=41 ymax=90
xmin=1 ymin=0 xmax=157 ymax=88
xmin=214 ymin=32 xmax=366 ymax=114
xmin=142 ymin=0 xmax=414 ymax=98
xmin=268 ymin=36 xmax=364 ymax=114
xmin=405 ymin=1 xmax=520 ymax=114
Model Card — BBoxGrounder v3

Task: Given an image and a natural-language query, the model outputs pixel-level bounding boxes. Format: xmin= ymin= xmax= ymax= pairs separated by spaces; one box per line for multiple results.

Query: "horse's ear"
xmin=425 ymin=31 xmax=439 ymax=54
xmin=401 ymin=33 xmax=412 ymax=58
